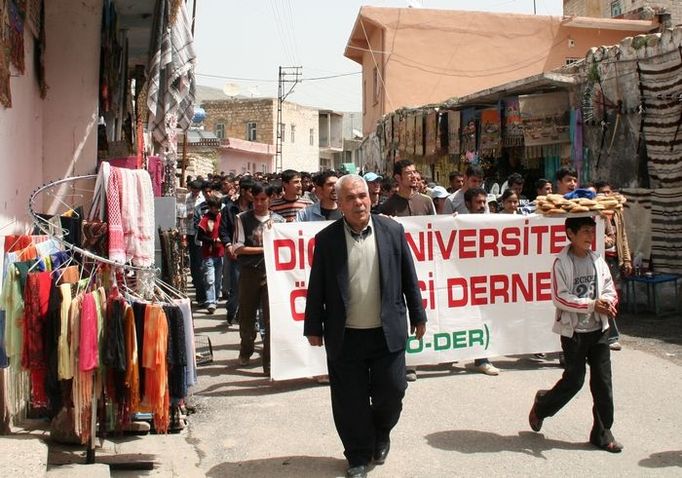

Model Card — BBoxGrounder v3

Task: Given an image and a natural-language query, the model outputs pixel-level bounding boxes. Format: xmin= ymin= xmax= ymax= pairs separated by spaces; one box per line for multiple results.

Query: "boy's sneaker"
xmin=476 ymin=362 xmax=500 ymax=376
xmin=609 ymin=341 xmax=622 ymax=351
xmin=207 ymin=304 xmax=216 ymax=314
xmin=529 ymin=390 xmax=547 ymax=432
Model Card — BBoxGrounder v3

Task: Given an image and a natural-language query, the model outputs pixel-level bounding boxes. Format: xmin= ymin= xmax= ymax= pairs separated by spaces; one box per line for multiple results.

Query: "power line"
xmin=196 ymin=71 xmax=360 ymax=82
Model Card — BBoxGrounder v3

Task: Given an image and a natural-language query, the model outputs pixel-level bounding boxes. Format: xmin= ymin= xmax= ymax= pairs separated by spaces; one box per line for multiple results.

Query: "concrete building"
xmin=564 ymin=0 xmax=682 ymax=27
xmin=319 ymin=110 xmax=363 ymax=171
xmin=344 ymin=6 xmax=659 ymax=135
xmin=201 ymin=98 xmax=319 ymax=173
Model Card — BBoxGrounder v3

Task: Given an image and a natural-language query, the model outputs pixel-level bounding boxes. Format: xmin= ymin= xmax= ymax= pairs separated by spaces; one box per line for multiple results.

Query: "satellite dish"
xmin=223 ymin=83 xmax=241 ymax=96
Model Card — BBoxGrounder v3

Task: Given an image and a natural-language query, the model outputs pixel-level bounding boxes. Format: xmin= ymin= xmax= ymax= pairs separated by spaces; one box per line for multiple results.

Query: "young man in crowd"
xmin=556 ymin=167 xmax=578 ymax=195
xmin=380 ymin=159 xmax=434 ymax=382
xmin=430 ymin=186 xmax=450 ymax=215
xmin=595 ymin=180 xmax=632 ymax=351
xmin=380 ymin=159 xmax=435 ymax=217
xmin=447 ymin=171 xmax=464 ymax=194
xmin=234 ymin=182 xmax=286 ymax=375
xmin=301 ymin=171 xmax=317 ymax=203
xmin=463 ymin=187 xmax=501 ymax=376
xmin=443 ymin=165 xmax=486 ymax=214
xmin=269 ymin=169 xmax=313 ymax=221
xmin=296 ymin=171 xmax=341 ymax=222
xmin=185 ymin=179 xmax=207 ymax=307
xmin=219 ymin=178 xmax=255 ymax=325
xmin=363 ymin=172 xmax=384 ymax=214
xmin=529 ymin=216 xmax=622 ymax=453
xmin=380 ymin=177 xmax=398 ymax=203
xmin=197 ymin=196 xmax=225 ymax=314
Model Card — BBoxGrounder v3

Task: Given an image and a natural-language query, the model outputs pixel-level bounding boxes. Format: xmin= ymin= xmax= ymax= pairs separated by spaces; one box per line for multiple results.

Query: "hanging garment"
xmin=56 ymin=265 xmax=79 ymax=285
xmin=1 ymin=264 xmax=24 ymax=367
xmin=108 ymin=167 xmax=125 ymax=263
xmin=45 ymin=278 xmax=63 ymax=415
xmin=174 ymin=298 xmax=197 ymax=388
xmin=163 ymin=304 xmax=186 ymax=401
xmin=57 ymin=284 xmax=74 ymax=380
xmin=123 ymin=303 xmax=140 ymax=415
xmin=79 ymin=293 xmax=98 ymax=372
xmin=103 ymin=298 xmax=127 ymax=403
xmin=142 ymin=304 xmax=169 ymax=433
xmin=120 ymin=168 xmax=155 ymax=267
xmin=22 ymin=271 xmax=52 ymax=407
xmin=132 ymin=301 xmax=147 ymax=397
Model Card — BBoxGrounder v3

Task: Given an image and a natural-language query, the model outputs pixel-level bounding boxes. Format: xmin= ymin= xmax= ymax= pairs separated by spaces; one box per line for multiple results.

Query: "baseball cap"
xmin=363 ymin=172 xmax=383 ymax=182
xmin=430 ymin=186 xmax=449 ymax=199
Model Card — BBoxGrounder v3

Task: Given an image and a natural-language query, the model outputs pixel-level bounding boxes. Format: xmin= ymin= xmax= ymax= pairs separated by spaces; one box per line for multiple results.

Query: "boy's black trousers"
xmin=535 ymin=329 xmax=615 ymax=446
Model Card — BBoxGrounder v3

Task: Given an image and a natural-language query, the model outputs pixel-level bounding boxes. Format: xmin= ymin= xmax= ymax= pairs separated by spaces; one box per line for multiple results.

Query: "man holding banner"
xmin=304 ymin=174 xmax=427 ymax=478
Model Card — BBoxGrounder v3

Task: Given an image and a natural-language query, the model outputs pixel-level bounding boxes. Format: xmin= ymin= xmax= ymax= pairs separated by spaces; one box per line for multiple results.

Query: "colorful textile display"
xmin=405 ymin=113 xmax=415 ymax=155
xmin=518 ymin=92 xmax=571 ymax=147
xmin=479 ymin=108 xmax=501 ymax=158
xmin=146 ymin=0 xmax=196 ymax=196
xmin=638 ymin=54 xmax=682 ymax=187
xmin=447 ymin=110 xmax=460 ymax=155
xmin=460 ymin=108 xmax=478 ymax=164
xmin=621 ymin=188 xmax=682 ymax=274
xmin=398 ymin=115 xmax=407 ymax=154
xmin=7 ymin=0 xmax=25 ymax=74
xmin=425 ymin=111 xmax=438 ymax=156
xmin=503 ymin=97 xmax=523 ymax=146
xmin=0 ymin=3 xmax=11 ymax=108
xmin=414 ymin=112 xmax=424 ymax=156
xmin=106 ymin=165 xmax=155 ymax=267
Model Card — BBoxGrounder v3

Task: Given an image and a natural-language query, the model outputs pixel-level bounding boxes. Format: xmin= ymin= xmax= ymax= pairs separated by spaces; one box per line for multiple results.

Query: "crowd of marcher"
xmin=181 ymin=162 xmax=631 ymax=477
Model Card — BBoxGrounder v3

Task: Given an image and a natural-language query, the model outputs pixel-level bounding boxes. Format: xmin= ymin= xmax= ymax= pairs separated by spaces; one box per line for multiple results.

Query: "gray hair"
xmin=334 ymin=174 xmax=368 ymax=198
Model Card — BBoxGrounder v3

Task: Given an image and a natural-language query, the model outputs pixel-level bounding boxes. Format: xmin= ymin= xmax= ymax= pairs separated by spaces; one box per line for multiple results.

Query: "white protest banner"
xmin=264 ymin=214 xmax=605 ymax=381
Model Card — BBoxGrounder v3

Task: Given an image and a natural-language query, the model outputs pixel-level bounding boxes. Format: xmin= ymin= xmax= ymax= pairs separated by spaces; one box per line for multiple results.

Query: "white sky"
xmin=193 ymin=1 xmax=564 ymax=112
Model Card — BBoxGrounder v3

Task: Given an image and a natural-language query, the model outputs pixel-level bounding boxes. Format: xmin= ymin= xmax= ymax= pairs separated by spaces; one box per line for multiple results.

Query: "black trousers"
xmin=327 ymin=328 xmax=407 ymax=467
xmin=535 ymin=329 xmax=615 ymax=446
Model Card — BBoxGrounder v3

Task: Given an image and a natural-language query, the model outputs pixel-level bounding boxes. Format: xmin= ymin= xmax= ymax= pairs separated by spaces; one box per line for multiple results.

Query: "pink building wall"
xmin=218 ymin=137 xmax=275 ymax=176
xmin=0 ymin=0 xmax=101 ymax=231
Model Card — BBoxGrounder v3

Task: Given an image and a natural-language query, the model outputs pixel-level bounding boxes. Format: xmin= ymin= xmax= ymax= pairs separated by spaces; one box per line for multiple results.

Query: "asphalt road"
xmin=117 ymin=301 xmax=682 ymax=478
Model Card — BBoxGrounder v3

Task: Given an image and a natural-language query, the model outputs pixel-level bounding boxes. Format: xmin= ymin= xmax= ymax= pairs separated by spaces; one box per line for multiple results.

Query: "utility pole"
xmin=276 ymin=66 xmax=302 ymax=173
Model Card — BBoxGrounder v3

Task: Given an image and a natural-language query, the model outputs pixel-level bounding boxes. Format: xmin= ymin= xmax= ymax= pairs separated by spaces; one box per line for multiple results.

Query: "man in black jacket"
xmin=304 ymin=174 xmax=427 ymax=478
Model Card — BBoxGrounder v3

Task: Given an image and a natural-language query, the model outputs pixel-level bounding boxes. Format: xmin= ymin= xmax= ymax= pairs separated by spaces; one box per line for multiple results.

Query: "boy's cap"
xmin=430 ymin=186 xmax=449 ymax=199
xmin=363 ymin=172 xmax=383 ymax=182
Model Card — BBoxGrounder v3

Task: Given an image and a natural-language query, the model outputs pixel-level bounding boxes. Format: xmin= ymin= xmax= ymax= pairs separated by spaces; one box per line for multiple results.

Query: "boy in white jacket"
xmin=529 ymin=216 xmax=622 ymax=453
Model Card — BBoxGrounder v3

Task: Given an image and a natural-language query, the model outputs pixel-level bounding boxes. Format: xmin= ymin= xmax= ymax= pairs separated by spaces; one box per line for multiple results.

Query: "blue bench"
xmin=622 ymin=273 xmax=680 ymax=316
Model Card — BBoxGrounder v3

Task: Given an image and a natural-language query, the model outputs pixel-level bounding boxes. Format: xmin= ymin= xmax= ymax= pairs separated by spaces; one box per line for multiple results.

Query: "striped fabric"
xmin=638 ymin=52 xmax=682 ymax=187
xmin=622 ymin=188 xmax=682 ymax=274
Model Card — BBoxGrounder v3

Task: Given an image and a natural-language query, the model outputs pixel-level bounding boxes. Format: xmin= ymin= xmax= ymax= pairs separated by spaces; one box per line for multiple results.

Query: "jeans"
xmin=202 ymin=256 xmax=224 ymax=306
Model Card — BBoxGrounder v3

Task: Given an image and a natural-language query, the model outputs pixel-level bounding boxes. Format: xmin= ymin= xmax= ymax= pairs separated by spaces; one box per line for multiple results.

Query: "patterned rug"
xmin=638 ymin=50 xmax=682 ymax=187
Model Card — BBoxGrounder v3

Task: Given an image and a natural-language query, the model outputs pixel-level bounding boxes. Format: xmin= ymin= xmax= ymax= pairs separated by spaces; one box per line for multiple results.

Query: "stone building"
xmin=201 ymin=98 xmax=319 ymax=173
xmin=564 ymin=0 xmax=682 ymax=27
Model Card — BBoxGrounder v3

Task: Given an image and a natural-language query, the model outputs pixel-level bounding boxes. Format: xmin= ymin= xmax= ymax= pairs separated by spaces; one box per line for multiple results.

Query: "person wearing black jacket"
xmin=219 ymin=178 xmax=254 ymax=324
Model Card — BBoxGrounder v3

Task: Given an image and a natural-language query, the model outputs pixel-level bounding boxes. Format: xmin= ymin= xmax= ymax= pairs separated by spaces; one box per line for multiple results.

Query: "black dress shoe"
xmin=373 ymin=440 xmax=391 ymax=465
xmin=346 ymin=464 xmax=367 ymax=478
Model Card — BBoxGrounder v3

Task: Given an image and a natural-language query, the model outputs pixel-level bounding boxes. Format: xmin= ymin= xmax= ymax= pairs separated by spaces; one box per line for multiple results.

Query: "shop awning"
xmin=447 ymin=72 xmax=578 ymax=107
